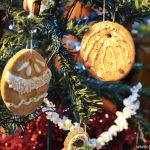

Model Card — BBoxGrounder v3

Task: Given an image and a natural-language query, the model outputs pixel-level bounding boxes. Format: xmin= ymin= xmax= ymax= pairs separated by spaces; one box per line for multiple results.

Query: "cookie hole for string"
xmin=72 ymin=139 xmax=84 ymax=147
xmin=106 ymin=33 xmax=112 ymax=38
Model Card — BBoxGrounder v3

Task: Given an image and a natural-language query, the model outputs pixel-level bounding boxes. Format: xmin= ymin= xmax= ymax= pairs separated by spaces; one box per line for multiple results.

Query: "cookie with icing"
xmin=1 ymin=49 xmax=52 ymax=115
xmin=63 ymin=129 xmax=89 ymax=150
xmin=80 ymin=21 xmax=135 ymax=81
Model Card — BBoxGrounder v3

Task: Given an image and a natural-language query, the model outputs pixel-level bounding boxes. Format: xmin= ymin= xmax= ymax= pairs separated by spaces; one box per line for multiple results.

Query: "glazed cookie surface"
xmin=63 ymin=129 xmax=89 ymax=150
xmin=80 ymin=21 xmax=135 ymax=81
xmin=1 ymin=49 xmax=52 ymax=115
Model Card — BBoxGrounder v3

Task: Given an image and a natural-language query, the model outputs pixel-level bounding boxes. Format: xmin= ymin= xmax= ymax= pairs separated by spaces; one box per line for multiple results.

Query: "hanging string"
xmin=26 ymin=39 xmax=29 ymax=49
xmin=84 ymin=123 xmax=87 ymax=135
xmin=103 ymin=0 xmax=106 ymax=21
xmin=112 ymin=12 xmax=116 ymax=22
xmin=30 ymin=30 xmax=33 ymax=50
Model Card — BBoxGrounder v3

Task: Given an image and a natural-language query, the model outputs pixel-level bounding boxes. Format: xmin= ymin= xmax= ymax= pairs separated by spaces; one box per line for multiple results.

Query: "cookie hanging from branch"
xmin=1 ymin=49 xmax=52 ymax=116
xmin=23 ymin=0 xmax=42 ymax=15
xmin=80 ymin=21 xmax=135 ymax=82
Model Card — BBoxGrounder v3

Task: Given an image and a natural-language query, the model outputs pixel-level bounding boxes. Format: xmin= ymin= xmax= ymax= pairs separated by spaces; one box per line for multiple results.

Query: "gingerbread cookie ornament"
xmin=80 ymin=21 xmax=135 ymax=81
xmin=1 ymin=49 xmax=52 ymax=116
xmin=23 ymin=0 xmax=42 ymax=15
xmin=63 ymin=129 xmax=89 ymax=150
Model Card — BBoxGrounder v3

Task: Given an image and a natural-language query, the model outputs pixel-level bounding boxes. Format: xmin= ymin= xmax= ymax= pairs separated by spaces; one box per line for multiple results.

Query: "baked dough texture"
xmin=80 ymin=21 xmax=135 ymax=81
xmin=1 ymin=49 xmax=51 ymax=115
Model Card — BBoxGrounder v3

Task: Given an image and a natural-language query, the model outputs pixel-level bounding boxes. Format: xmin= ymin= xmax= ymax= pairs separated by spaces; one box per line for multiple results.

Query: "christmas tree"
xmin=0 ymin=0 xmax=150 ymax=149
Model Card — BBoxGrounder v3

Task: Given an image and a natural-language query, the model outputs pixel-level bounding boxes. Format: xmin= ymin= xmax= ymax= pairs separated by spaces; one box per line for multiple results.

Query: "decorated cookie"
xmin=23 ymin=0 xmax=42 ymax=15
xmin=63 ymin=129 xmax=89 ymax=150
xmin=80 ymin=21 xmax=135 ymax=81
xmin=1 ymin=49 xmax=52 ymax=116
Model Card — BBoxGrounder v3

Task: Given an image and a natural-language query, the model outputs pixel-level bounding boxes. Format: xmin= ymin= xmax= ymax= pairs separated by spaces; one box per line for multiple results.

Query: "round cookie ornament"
xmin=1 ymin=49 xmax=52 ymax=116
xmin=63 ymin=129 xmax=89 ymax=150
xmin=80 ymin=21 xmax=135 ymax=81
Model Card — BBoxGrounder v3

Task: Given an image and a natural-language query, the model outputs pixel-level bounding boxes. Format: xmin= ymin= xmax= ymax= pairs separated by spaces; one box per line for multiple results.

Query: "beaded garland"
xmin=42 ymin=83 xmax=142 ymax=149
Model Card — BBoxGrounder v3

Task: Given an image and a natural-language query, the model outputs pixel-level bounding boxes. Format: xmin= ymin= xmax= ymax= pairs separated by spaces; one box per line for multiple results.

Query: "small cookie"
xmin=80 ymin=21 xmax=135 ymax=81
xmin=1 ymin=49 xmax=52 ymax=116
xmin=63 ymin=129 xmax=89 ymax=150
xmin=27 ymin=0 xmax=42 ymax=15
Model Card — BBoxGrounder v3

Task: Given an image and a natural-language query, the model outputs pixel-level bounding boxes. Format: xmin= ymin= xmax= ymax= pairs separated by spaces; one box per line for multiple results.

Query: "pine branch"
xmin=134 ymin=114 xmax=150 ymax=137
xmin=0 ymin=103 xmax=43 ymax=134
xmin=59 ymin=50 xmax=102 ymax=122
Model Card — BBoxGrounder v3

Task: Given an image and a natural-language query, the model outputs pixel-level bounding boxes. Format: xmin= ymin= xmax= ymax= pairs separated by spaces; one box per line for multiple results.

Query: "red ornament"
xmin=100 ymin=98 xmax=117 ymax=114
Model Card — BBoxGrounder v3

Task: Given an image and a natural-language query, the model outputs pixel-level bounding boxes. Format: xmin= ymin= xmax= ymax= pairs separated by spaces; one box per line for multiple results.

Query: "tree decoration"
xmin=100 ymin=98 xmax=117 ymax=114
xmin=0 ymin=0 xmax=150 ymax=149
xmin=23 ymin=0 xmax=29 ymax=11
xmin=80 ymin=21 xmax=135 ymax=82
xmin=63 ymin=129 xmax=89 ymax=150
xmin=64 ymin=0 xmax=90 ymax=20
xmin=1 ymin=49 xmax=52 ymax=115
xmin=42 ymin=83 xmax=142 ymax=149
xmin=23 ymin=0 xmax=42 ymax=15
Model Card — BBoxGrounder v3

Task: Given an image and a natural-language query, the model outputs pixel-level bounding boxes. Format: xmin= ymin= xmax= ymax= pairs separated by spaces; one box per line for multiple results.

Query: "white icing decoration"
xmin=34 ymin=63 xmax=41 ymax=73
xmin=26 ymin=66 xmax=32 ymax=76
xmin=5 ymin=69 xmax=52 ymax=94
xmin=112 ymin=32 xmax=129 ymax=58
xmin=100 ymin=46 xmax=107 ymax=72
xmin=91 ymin=39 xmax=103 ymax=67
xmin=35 ymin=59 xmax=46 ymax=67
xmin=83 ymin=44 xmax=93 ymax=61
xmin=109 ymin=47 xmax=116 ymax=71
xmin=111 ymin=37 xmax=126 ymax=68
xmin=8 ymin=92 xmax=48 ymax=108
xmin=17 ymin=62 xmax=29 ymax=72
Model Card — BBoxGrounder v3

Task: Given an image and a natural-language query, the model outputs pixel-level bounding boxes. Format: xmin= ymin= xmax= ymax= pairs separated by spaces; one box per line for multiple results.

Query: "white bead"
xmin=116 ymin=111 xmax=124 ymax=117
xmin=131 ymin=83 xmax=142 ymax=93
xmin=45 ymin=112 xmax=52 ymax=116
xmin=69 ymin=123 xmax=81 ymax=132
xmin=64 ymin=119 xmax=72 ymax=130
xmin=123 ymin=98 xmax=132 ymax=107
xmin=97 ymin=137 xmax=105 ymax=146
xmin=117 ymin=126 xmax=124 ymax=131
xmin=46 ymin=115 xmax=52 ymax=120
xmin=136 ymin=82 xmax=142 ymax=90
xmin=51 ymin=113 xmax=59 ymax=124
xmin=128 ymin=93 xmax=139 ymax=102
xmin=58 ymin=122 xmax=65 ymax=129
xmin=62 ymin=116 xmax=68 ymax=122
xmin=128 ymin=101 xmax=140 ymax=111
xmin=115 ymin=116 xmax=128 ymax=131
xmin=108 ymin=125 xmax=119 ymax=136
xmin=123 ymin=107 xmax=135 ymax=119
xmin=100 ymin=132 xmax=112 ymax=142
